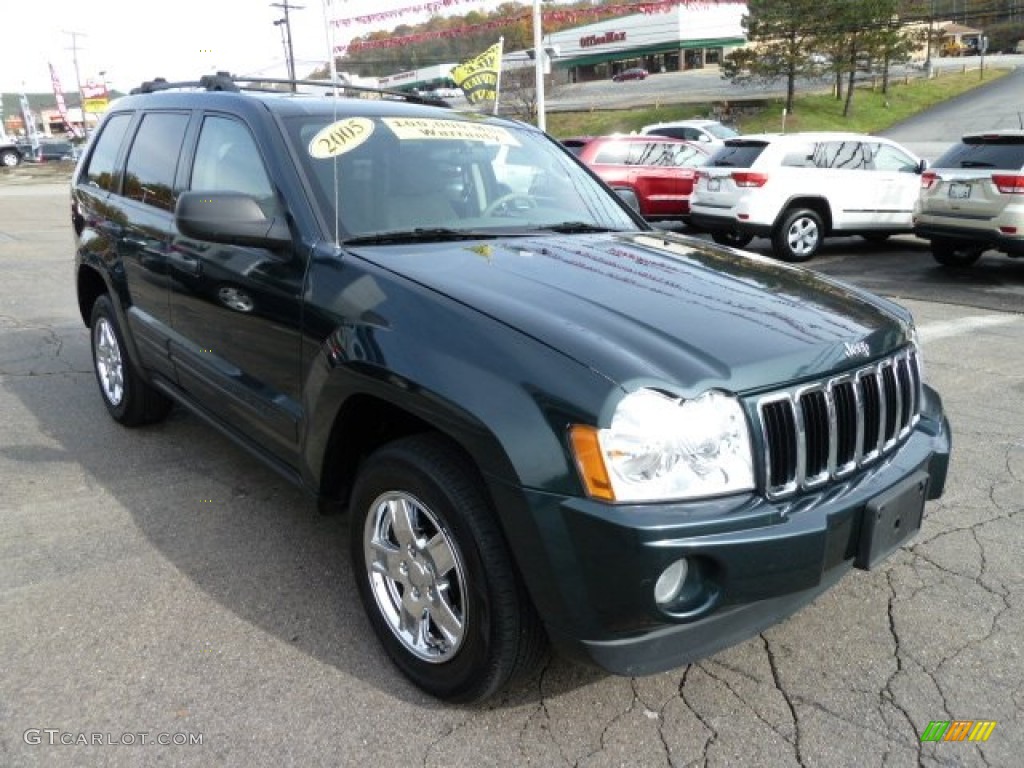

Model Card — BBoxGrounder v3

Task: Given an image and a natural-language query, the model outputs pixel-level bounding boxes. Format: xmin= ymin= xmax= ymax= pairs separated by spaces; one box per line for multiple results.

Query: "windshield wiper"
xmin=342 ymin=227 xmax=498 ymax=245
xmin=530 ymin=221 xmax=619 ymax=234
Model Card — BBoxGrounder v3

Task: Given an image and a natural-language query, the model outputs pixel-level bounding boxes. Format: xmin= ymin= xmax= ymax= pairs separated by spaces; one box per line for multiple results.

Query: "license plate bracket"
xmin=855 ymin=470 xmax=929 ymax=570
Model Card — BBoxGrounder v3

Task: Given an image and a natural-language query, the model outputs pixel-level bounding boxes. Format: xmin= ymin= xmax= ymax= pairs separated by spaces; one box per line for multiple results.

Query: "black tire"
xmin=773 ymin=208 xmax=824 ymax=262
xmin=89 ymin=295 xmax=173 ymax=426
xmin=1 ymin=149 xmax=21 ymax=168
xmin=861 ymin=233 xmax=890 ymax=244
xmin=931 ymin=240 xmax=984 ymax=268
xmin=711 ymin=231 xmax=754 ymax=248
xmin=350 ymin=434 xmax=546 ymax=702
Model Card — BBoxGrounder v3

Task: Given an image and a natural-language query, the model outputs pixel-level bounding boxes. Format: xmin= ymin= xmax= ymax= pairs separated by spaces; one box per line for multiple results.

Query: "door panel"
xmin=168 ymin=114 xmax=306 ymax=455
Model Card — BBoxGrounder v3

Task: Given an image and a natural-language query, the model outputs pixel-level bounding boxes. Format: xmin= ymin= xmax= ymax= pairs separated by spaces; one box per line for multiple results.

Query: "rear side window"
xmin=626 ymin=141 xmax=678 ymax=167
xmin=592 ymin=143 xmax=629 ymax=165
xmin=83 ymin=113 xmax=132 ymax=192
xmin=123 ymin=112 xmax=190 ymax=212
xmin=707 ymin=142 xmax=767 ymax=168
xmin=813 ymin=141 xmax=870 ymax=170
xmin=933 ymin=138 xmax=1024 ymax=170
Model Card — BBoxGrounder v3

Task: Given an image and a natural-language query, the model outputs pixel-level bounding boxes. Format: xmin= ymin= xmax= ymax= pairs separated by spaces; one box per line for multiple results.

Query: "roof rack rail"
xmin=129 ymin=73 xmax=451 ymax=107
xmin=130 ymin=72 xmax=239 ymax=94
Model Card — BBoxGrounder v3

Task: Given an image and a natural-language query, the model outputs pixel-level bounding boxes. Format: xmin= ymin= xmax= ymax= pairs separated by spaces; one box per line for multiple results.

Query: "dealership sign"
xmin=580 ymin=31 xmax=626 ymax=48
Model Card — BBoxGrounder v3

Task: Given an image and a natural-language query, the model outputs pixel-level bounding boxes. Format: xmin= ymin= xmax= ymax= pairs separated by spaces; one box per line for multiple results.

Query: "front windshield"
xmin=285 ymin=114 xmax=641 ymax=241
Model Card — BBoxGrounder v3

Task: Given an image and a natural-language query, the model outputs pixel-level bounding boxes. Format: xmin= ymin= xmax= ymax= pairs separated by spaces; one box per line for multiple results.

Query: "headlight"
xmin=570 ymin=388 xmax=754 ymax=503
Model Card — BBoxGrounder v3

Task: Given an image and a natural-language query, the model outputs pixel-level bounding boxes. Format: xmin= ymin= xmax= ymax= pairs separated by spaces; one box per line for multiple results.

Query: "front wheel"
xmin=931 ymin=240 xmax=984 ymax=268
xmin=0 ymin=149 xmax=21 ymax=168
xmin=711 ymin=231 xmax=754 ymax=249
xmin=89 ymin=295 xmax=172 ymax=426
xmin=773 ymin=208 xmax=824 ymax=262
xmin=350 ymin=434 xmax=546 ymax=702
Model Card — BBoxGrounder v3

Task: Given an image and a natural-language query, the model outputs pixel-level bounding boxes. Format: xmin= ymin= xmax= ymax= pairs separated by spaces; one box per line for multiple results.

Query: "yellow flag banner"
xmin=450 ymin=41 xmax=503 ymax=105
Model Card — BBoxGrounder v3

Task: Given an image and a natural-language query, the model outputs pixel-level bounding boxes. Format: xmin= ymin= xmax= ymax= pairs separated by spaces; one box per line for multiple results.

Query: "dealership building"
xmin=544 ymin=2 xmax=748 ymax=82
xmin=371 ymin=2 xmax=748 ymax=91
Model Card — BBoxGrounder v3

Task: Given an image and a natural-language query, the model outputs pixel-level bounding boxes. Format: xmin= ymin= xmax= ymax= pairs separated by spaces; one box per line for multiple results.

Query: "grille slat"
xmin=758 ymin=349 xmax=922 ymax=499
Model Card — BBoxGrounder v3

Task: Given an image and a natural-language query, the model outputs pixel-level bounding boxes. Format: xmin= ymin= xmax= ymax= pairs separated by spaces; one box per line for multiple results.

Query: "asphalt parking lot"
xmin=1 ymin=168 xmax=1022 ymax=767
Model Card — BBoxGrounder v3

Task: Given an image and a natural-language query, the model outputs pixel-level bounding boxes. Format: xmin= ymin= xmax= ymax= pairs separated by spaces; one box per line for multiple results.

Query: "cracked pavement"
xmin=1 ymin=180 xmax=1021 ymax=768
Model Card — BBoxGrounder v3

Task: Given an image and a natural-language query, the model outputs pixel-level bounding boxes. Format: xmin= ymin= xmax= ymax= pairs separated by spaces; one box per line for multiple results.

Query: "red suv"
xmin=564 ymin=135 xmax=710 ymax=221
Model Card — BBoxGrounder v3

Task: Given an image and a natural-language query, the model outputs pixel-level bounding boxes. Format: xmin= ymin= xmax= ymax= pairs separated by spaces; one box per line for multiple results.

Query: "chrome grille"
xmin=756 ymin=348 xmax=922 ymax=499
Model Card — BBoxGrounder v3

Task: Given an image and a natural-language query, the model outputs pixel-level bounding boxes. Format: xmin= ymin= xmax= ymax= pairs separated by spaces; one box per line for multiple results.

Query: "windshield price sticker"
xmin=382 ymin=118 xmax=519 ymax=145
xmin=309 ymin=118 xmax=375 ymax=159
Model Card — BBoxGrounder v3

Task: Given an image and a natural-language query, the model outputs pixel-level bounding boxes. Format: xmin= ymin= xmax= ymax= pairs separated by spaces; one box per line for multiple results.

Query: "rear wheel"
xmin=350 ymin=434 xmax=546 ymax=702
xmin=773 ymin=208 xmax=823 ymax=262
xmin=711 ymin=231 xmax=754 ymax=248
xmin=89 ymin=295 xmax=172 ymax=426
xmin=931 ymin=240 xmax=984 ymax=268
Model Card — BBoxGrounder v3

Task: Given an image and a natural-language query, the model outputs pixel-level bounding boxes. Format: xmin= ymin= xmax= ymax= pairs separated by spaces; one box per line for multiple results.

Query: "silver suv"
xmin=690 ymin=132 xmax=927 ymax=261
xmin=913 ymin=130 xmax=1024 ymax=267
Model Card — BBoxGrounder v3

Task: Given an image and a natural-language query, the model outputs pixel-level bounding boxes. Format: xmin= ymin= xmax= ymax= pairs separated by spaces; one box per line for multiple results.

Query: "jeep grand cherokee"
xmin=72 ymin=75 xmax=951 ymax=702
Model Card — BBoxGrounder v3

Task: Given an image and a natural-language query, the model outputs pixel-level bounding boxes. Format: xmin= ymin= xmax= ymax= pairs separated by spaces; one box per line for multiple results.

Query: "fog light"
xmin=654 ymin=558 xmax=689 ymax=605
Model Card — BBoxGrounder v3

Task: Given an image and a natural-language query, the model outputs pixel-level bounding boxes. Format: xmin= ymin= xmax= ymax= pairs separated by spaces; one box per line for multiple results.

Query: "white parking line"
xmin=918 ymin=315 xmax=1022 ymax=343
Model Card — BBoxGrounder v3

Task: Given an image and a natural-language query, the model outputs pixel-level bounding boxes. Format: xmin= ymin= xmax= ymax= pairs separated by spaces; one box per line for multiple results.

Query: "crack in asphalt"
xmin=520 ymin=657 xmax=573 ymax=767
xmin=629 ymin=677 xmax=672 ymax=768
xmin=0 ymin=317 xmax=89 ymax=377
xmin=882 ymin=570 xmax=925 ymax=766
xmin=697 ymin=658 xmax=796 ymax=747
xmin=678 ymin=665 xmax=716 ymax=767
xmin=759 ymin=635 xmax=805 ymax=768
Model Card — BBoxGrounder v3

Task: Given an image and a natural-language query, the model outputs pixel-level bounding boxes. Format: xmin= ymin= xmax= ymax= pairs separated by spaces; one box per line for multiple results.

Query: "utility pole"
xmin=270 ymin=2 xmax=304 ymax=91
xmin=64 ymin=29 xmax=88 ymax=140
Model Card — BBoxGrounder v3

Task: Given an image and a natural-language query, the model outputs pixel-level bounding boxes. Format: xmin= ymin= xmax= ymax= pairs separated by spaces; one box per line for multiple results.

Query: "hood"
xmin=348 ymin=232 xmax=912 ymax=395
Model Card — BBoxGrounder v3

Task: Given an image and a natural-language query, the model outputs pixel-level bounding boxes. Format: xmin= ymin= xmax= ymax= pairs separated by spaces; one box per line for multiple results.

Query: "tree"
xmin=720 ymin=0 xmax=834 ymax=114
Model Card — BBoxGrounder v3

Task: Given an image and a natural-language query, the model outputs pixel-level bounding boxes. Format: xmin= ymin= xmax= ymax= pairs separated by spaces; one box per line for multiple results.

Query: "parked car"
xmin=72 ymin=74 xmax=950 ymax=703
xmin=690 ymin=132 xmax=927 ymax=261
xmin=612 ymin=67 xmax=648 ymax=82
xmin=564 ymin=135 xmax=710 ymax=220
xmin=33 ymin=140 xmax=79 ymax=163
xmin=640 ymin=119 xmax=739 ymax=147
xmin=913 ymin=130 xmax=1024 ymax=266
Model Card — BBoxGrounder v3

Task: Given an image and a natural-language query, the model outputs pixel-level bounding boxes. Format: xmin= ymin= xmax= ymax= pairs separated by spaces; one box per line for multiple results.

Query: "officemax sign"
xmin=579 ymin=31 xmax=626 ymax=48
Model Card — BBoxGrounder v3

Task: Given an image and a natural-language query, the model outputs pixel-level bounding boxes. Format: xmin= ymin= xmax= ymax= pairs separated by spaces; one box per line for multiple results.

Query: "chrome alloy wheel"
xmin=785 ymin=215 xmax=820 ymax=257
xmin=363 ymin=491 xmax=468 ymax=663
xmin=93 ymin=317 xmax=125 ymax=406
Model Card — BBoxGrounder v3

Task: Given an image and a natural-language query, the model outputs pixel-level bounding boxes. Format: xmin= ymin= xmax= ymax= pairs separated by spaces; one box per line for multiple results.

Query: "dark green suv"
xmin=72 ymin=75 xmax=951 ymax=702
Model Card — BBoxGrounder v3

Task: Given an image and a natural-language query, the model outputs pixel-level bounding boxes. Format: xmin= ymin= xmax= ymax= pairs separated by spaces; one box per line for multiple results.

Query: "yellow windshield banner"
xmin=450 ymin=40 xmax=503 ymax=105
xmin=382 ymin=118 xmax=517 ymax=145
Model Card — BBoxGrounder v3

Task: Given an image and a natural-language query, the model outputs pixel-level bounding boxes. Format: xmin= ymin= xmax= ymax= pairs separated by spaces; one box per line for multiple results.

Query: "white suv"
xmin=913 ymin=130 xmax=1024 ymax=267
xmin=689 ymin=132 xmax=927 ymax=261
xmin=640 ymin=119 xmax=738 ymax=147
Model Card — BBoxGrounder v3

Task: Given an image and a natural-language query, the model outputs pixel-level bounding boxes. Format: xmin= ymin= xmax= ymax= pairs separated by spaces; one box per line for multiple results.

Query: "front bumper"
xmin=509 ymin=405 xmax=950 ymax=677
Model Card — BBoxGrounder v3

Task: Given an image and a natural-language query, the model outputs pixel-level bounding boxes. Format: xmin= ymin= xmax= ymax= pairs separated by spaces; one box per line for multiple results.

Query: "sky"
xmin=0 ymin=0 xmax=508 ymax=95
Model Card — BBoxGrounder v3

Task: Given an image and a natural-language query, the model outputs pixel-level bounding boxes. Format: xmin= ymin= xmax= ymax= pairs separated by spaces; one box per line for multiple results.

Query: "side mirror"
xmin=175 ymin=191 xmax=291 ymax=248
xmin=917 ymin=158 xmax=929 ymax=173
